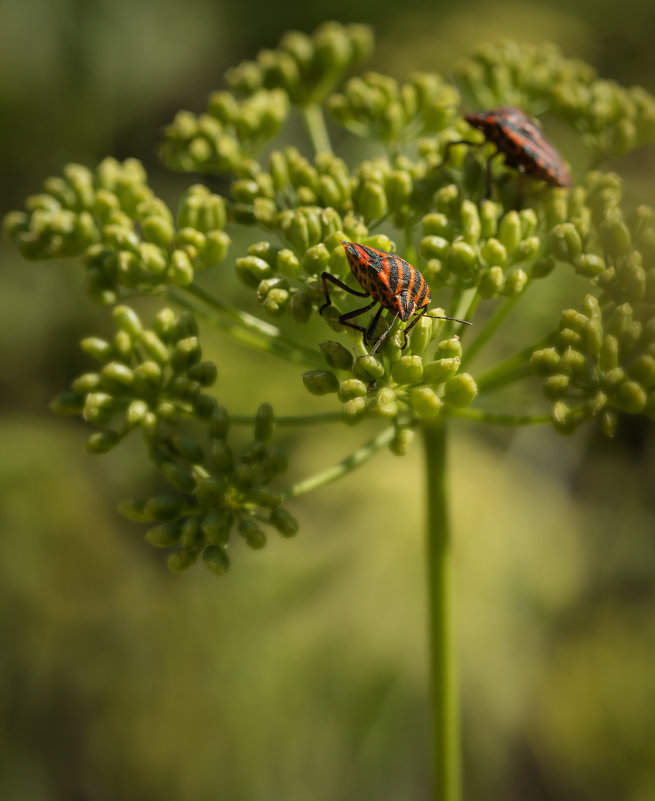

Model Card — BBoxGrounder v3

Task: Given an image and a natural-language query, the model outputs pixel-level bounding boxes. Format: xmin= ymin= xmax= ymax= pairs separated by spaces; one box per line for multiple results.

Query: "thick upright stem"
xmin=422 ymin=422 xmax=461 ymax=801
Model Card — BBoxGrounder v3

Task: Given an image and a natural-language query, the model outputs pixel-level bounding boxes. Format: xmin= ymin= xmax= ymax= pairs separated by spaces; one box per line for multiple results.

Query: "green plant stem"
xmin=422 ymin=421 xmax=460 ymax=801
xmin=169 ymin=284 xmax=324 ymax=368
xmin=302 ymin=104 xmax=332 ymax=154
xmin=230 ymin=411 xmax=343 ymax=426
xmin=280 ymin=425 xmax=395 ymax=500
xmin=449 ymin=407 xmax=551 ymax=425
xmin=460 ymin=293 xmax=524 ymax=369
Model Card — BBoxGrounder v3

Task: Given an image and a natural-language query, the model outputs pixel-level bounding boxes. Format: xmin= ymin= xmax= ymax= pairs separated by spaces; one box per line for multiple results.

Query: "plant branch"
xmin=230 ymin=411 xmax=343 ymax=426
xmin=169 ymin=284 xmax=324 ymax=368
xmin=423 ymin=421 xmax=461 ymax=801
xmin=280 ymin=425 xmax=396 ymax=500
xmin=460 ymin=292 xmax=526 ymax=369
xmin=448 ymin=407 xmax=551 ymax=425
xmin=302 ymin=104 xmax=332 ymax=155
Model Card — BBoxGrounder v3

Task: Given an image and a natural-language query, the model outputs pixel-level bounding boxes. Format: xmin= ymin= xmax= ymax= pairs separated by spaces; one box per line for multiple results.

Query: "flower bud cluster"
xmin=4 ymin=162 xmax=230 ymax=304
xmin=418 ymin=197 xmax=535 ymax=296
xmin=303 ymin=326 xmax=478 ymax=449
xmin=454 ymin=41 xmax=655 ymax=159
xmin=231 ymin=147 xmax=353 ymax=222
xmin=328 ymin=71 xmax=458 ymax=143
xmin=226 ymin=22 xmax=373 ymax=105
xmin=50 ymin=304 xmax=297 ymax=573
xmin=531 ymin=294 xmax=655 ymax=435
xmin=160 ymin=89 xmax=289 ymax=175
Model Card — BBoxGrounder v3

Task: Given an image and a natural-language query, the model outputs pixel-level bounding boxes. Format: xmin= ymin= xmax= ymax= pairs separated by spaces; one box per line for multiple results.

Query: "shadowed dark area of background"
xmin=2 ymin=1 xmax=655 ymax=799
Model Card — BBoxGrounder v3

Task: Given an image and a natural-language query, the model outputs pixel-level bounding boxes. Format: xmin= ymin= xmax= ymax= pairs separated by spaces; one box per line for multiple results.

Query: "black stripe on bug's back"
xmin=319 ymin=241 xmax=472 ymax=355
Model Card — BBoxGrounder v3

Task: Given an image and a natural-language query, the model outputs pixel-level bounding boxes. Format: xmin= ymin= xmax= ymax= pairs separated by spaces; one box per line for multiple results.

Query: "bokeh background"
xmin=2 ymin=1 xmax=655 ymax=799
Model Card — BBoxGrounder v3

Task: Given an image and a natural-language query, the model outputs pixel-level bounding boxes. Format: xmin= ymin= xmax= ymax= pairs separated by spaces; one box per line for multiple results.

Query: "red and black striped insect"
xmin=320 ymin=241 xmax=471 ymax=355
xmin=442 ymin=106 xmax=571 ymax=202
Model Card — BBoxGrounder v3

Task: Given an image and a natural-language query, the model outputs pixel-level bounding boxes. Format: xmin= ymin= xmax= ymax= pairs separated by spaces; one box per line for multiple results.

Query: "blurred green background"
xmin=2 ymin=1 xmax=655 ymax=800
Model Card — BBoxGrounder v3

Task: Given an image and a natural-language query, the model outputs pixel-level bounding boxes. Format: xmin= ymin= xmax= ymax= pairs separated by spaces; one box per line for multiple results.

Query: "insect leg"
xmin=320 ymin=271 xmax=369 ymax=315
xmin=337 ymin=299 xmax=379 ymax=337
xmin=441 ymin=139 xmax=483 ymax=168
xmin=369 ymin=311 xmax=401 ymax=355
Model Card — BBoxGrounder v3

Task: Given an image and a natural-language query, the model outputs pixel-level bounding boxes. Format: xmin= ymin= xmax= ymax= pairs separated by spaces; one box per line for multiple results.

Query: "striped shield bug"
xmin=442 ymin=106 xmax=571 ymax=203
xmin=320 ymin=241 xmax=471 ymax=355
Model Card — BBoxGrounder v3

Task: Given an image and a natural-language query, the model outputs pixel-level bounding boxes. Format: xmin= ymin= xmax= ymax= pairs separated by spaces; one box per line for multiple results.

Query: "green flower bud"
xmin=460 ymin=200 xmax=481 ymax=245
xmin=480 ymin=238 xmax=507 ymax=267
xmin=504 ymin=267 xmax=528 ymax=296
xmin=144 ymin=494 xmax=187 ymax=522
xmin=170 ymin=336 xmax=201 ymax=372
xmin=370 ymin=386 xmax=397 ymax=416
xmin=100 ymin=361 xmax=134 ymax=390
xmin=479 ymin=200 xmax=500 ymax=238
xmin=435 ymin=337 xmax=462 ymax=360
xmin=560 ymin=348 xmax=587 ymax=375
xmin=269 ymin=507 xmax=299 ymax=538
xmin=611 ymin=378 xmax=647 ymax=413
xmin=201 ymin=511 xmax=233 ymax=546
xmin=498 ymin=211 xmax=521 ymax=254
xmin=167 ymin=549 xmax=198 ymax=572
xmin=146 ymin=522 xmax=182 ymax=548
xmin=352 ymin=355 xmax=385 ymax=381
xmin=83 ymin=392 xmax=116 ymax=425
xmin=202 ymin=544 xmax=230 ymax=575
xmin=124 ymin=399 xmax=148 ymax=428
xmin=211 ymin=440 xmax=234 ymax=474
xmin=422 ymin=213 xmax=452 ymax=238
xmin=289 ymin=290 xmax=312 ymax=323
xmin=600 ymin=210 xmax=631 ymax=258
xmin=201 ymin=230 xmax=230 ymax=267
xmin=515 ymin=236 xmax=540 ymax=262
xmin=356 ymin=180 xmax=387 ymax=221
xmin=159 ymin=461 xmax=197 ymax=493
xmin=423 ymin=357 xmax=461 ymax=384
xmin=543 ymin=374 xmax=570 ymax=399
xmin=81 ymin=336 xmax=114 ymax=362
xmin=601 ymin=367 xmax=625 ymax=391
xmin=446 ymin=240 xmax=478 ymax=278
xmin=72 ymin=373 xmax=100 ymax=394
xmin=531 ymin=347 xmax=560 ymax=375
xmin=338 ymin=378 xmax=368 ymax=401
xmin=576 ymin=305 xmax=602 ymax=350
xmin=392 ymin=354 xmax=423 ymax=384
xmin=574 ymin=253 xmax=605 ymax=278
xmin=302 ymin=243 xmax=330 ymax=275
xmin=187 ymin=361 xmax=217 ymax=387
xmin=558 ymin=328 xmax=583 ymax=348
xmin=409 ymin=386 xmax=443 ymax=418
xmin=420 ymin=235 xmax=450 ymax=260
xmin=112 ymin=305 xmax=142 ymax=339
xmin=584 ymin=390 xmax=608 ymax=417
xmin=548 ymin=223 xmax=582 ymax=262
xmin=320 ymin=340 xmax=354 ymax=370
xmin=302 ymin=369 xmax=339 ymax=395
xmin=153 ymin=307 xmax=177 ymax=341
xmin=276 ymin=248 xmax=301 ymax=279
xmin=169 ymin=249 xmax=194 ymax=286
xmin=628 ymin=355 xmax=655 ymax=388
xmin=532 ymin=256 xmax=556 ymax=278
xmin=389 ymin=427 xmax=415 ymax=456
xmin=193 ymin=478 xmax=225 ymax=506
xmin=254 ymin=402 xmax=275 ymax=442
xmin=409 ymin=315 xmax=433 ymax=355
xmin=552 ymin=401 xmax=579 ymax=434
xmin=385 ymin=170 xmax=413 ymax=211
xmin=341 ymin=396 xmax=367 ymax=424
xmin=239 ymin=519 xmax=267 ymax=550
xmin=140 ymin=215 xmax=174 ymax=248
xmin=86 ymin=430 xmax=122 ymax=453
xmin=444 ymin=373 xmax=478 ymax=407
xmin=132 ymin=361 xmax=163 ymax=394
xmin=236 ymin=255 xmax=273 ymax=288
xmin=117 ymin=498 xmax=149 ymax=522
xmin=479 ymin=266 xmax=505 ymax=297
